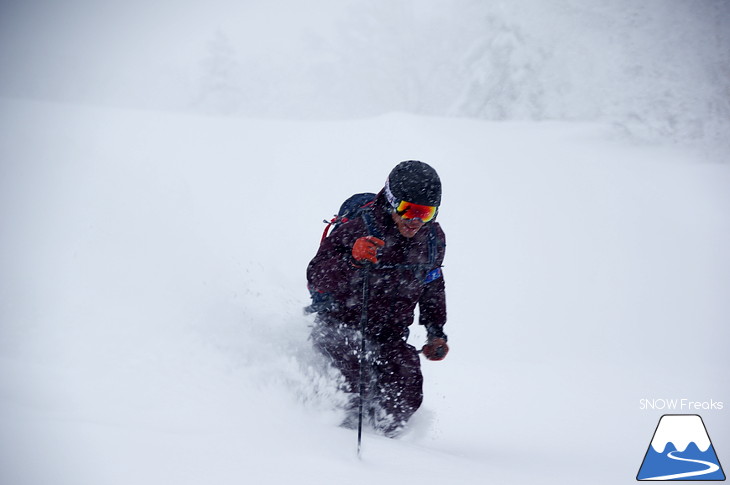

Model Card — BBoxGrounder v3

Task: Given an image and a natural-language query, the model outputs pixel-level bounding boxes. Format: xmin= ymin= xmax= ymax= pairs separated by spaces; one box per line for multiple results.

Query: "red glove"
xmin=352 ymin=236 xmax=385 ymax=264
xmin=422 ymin=338 xmax=449 ymax=361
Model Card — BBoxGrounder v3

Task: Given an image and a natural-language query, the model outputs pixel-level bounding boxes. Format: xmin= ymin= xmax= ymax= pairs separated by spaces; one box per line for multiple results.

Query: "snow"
xmin=1 ymin=97 xmax=728 ymax=484
xmin=1 ymin=1 xmax=729 ymax=148
xmin=2 ymin=2 xmax=729 ymax=482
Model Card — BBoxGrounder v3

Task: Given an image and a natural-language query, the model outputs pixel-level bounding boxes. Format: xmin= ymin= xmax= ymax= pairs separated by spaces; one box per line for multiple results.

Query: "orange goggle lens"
xmin=395 ymin=200 xmax=437 ymax=222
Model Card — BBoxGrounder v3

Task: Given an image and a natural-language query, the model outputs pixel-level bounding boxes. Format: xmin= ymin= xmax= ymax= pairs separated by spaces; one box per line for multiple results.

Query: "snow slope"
xmin=1 ymin=98 xmax=728 ymax=484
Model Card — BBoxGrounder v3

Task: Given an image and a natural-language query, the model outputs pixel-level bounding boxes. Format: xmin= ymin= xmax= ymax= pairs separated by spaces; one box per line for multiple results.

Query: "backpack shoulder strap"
xmin=360 ymin=203 xmax=384 ymax=240
xmin=427 ymin=224 xmax=437 ymax=266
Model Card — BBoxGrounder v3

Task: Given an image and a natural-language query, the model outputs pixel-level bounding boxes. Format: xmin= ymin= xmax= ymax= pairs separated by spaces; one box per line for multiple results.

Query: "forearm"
xmin=418 ymin=276 xmax=447 ymax=340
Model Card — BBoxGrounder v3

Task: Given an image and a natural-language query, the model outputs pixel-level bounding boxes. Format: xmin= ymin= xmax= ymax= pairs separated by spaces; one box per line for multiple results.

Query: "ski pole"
xmin=357 ymin=264 xmax=370 ymax=458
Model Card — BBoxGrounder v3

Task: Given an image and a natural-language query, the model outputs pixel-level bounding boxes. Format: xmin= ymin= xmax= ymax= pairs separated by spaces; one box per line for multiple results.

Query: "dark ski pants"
xmin=311 ymin=322 xmax=423 ymax=436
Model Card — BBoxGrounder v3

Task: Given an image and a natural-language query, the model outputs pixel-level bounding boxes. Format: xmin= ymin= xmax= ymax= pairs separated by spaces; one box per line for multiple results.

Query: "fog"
xmin=1 ymin=2 xmax=729 ymax=482
xmin=1 ymin=0 xmax=729 ymax=147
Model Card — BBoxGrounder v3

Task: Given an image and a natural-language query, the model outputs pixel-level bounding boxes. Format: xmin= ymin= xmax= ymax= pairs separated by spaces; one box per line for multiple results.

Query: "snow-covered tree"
xmin=194 ymin=31 xmax=244 ymax=116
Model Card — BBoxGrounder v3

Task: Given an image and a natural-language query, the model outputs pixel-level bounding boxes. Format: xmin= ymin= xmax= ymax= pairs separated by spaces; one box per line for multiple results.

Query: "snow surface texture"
xmin=1 ymin=98 xmax=728 ymax=485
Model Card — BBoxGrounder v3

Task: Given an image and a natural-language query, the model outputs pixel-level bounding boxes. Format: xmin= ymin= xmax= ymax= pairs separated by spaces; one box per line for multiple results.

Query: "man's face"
xmin=391 ymin=211 xmax=425 ymax=238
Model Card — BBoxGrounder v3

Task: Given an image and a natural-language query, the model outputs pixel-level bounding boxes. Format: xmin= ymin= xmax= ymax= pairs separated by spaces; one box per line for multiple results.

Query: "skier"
xmin=307 ymin=160 xmax=448 ymax=437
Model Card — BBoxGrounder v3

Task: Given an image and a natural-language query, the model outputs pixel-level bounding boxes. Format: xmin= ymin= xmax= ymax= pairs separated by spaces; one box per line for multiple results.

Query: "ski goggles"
xmin=393 ymin=200 xmax=438 ymax=223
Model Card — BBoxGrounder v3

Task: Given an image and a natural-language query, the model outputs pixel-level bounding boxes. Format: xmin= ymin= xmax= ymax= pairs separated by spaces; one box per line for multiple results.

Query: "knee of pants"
xmin=374 ymin=345 xmax=424 ymax=405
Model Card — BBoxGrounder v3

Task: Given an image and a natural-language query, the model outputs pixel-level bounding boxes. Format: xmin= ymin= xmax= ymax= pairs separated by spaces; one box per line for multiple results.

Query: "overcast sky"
xmin=0 ymin=0 xmax=346 ymax=102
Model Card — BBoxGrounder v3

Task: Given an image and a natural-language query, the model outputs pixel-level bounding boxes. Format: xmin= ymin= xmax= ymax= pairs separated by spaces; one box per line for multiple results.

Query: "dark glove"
xmin=352 ymin=236 xmax=385 ymax=264
xmin=422 ymin=337 xmax=449 ymax=361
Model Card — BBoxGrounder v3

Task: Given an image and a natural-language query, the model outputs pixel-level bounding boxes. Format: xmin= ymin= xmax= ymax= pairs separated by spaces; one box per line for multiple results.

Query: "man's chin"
xmin=399 ymin=227 xmax=421 ymax=238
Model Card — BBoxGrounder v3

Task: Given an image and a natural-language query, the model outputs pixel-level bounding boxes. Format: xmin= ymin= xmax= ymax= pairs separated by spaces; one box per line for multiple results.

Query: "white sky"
xmin=0 ymin=0 xmax=345 ymax=99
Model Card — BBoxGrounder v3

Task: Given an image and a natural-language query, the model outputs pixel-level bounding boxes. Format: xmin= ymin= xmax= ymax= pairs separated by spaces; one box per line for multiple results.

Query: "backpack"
xmin=319 ymin=192 xmax=380 ymax=242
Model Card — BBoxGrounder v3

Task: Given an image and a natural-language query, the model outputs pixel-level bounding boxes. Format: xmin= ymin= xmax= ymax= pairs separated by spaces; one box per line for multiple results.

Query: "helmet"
xmin=385 ymin=160 xmax=442 ymax=207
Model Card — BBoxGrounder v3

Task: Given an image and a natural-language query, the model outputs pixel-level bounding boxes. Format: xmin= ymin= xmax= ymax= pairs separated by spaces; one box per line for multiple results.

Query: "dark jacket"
xmin=306 ymin=191 xmax=447 ymax=343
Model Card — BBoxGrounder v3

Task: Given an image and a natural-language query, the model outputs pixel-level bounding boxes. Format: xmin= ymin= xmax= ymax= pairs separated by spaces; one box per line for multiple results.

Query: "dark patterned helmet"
xmin=385 ymin=160 xmax=442 ymax=207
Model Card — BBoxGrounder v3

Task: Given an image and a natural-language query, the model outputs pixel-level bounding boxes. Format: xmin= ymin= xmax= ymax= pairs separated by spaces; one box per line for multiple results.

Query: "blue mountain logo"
xmin=637 ymin=414 xmax=725 ymax=481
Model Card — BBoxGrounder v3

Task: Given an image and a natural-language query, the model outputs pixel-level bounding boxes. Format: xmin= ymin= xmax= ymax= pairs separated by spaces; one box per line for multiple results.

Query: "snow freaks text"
xmin=639 ymin=399 xmax=724 ymax=411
